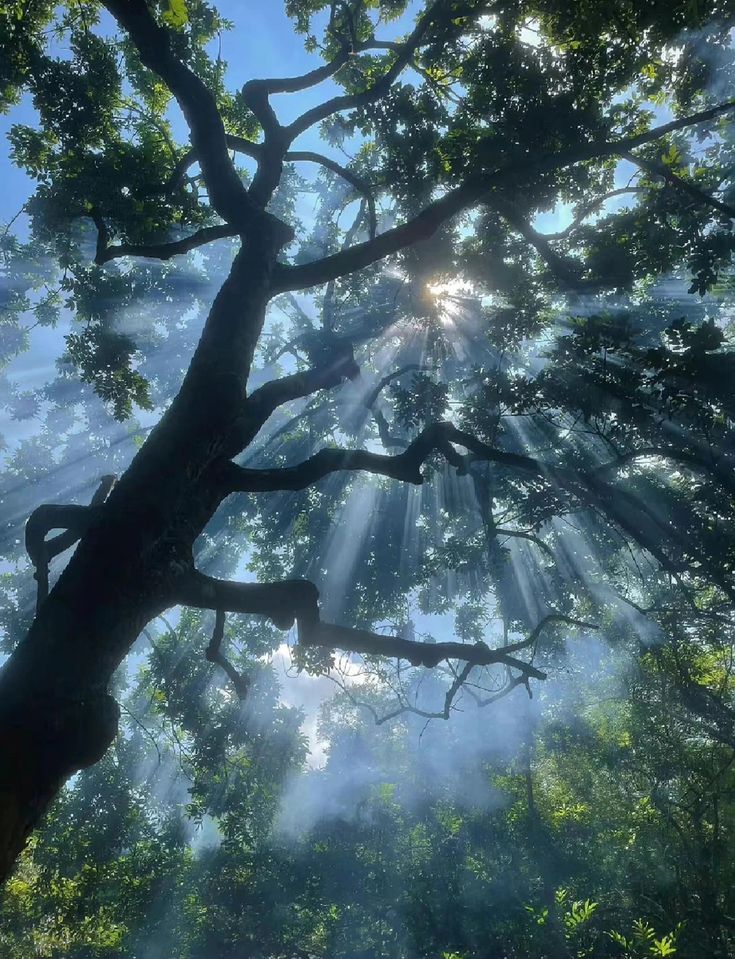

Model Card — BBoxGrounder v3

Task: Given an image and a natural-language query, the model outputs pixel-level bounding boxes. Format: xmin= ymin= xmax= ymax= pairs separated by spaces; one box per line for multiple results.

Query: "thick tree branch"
xmin=274 ymin=180 xmax=479 ymax=291
xmin=243 ymin=45 xmax=353 ymax=98
xmin=25 ymin=475 xmax=116 ymax=612
xmin=219 ymin=421 xmax=467 ymax=493
xmin=102 ymin=0 xmax=290 ymax=242
xmin=174 ymin=570 xmax=553 ymax=678
xmin=216 ymin=419 xmax=730 ymax=593
xmin=94 ymin=223 xmax=237 ymax=264
xmin=273 ymin=100 xmax=735 ymax=292
xmin=164 ymin=137 xmax=377 ymax=239
xmin=245 ymin=347 xmax=360 ymax=432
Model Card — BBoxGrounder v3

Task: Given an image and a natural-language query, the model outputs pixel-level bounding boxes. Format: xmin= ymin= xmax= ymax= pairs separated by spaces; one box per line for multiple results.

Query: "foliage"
xmin=1 ymin=0 xmax=735 ymax=955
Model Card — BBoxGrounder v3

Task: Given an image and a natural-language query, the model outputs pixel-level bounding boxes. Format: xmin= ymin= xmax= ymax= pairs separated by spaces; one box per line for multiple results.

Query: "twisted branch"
xmin=25 ymin=475 xmax=116 ymax=611
xmin=175 ymin=570 xmax=596 ymax=720
xmin=206 ymin=609 xmax=250 ymax=699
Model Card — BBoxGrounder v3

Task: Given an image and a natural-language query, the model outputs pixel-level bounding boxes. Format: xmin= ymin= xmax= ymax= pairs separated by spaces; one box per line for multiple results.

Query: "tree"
xmin=1 ymin=0 xmax=734 ymax=886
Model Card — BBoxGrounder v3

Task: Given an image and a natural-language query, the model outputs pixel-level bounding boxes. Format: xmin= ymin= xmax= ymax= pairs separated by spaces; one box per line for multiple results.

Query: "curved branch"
xmin=216 ymin=419 xmax=731 ymax=594
xmin=273 ymin=99 xmax=735 ymax=292
xmin=205 ymin=609 xmax=250 ymax=699
xmin=541 ymin=187 xmax=647 ymax=239
xmin=274 ymin=179 xmax=478 ymax=292
xmin=488 ymin=197 xmax=591 ymax=289
xmin=174 ymin=569 xmax=555 ymax=678
xmin=496 ymin=527 xmax=556 ymax=561
xmin=285 ymin=2 xmax=442 ymax=142
xmin=163 ymin=137 xmax=377 ymax=239
xmin=243 ymin=45 xmax=353 ymax=98
xmin=363 ymin=364 xmax=429 ymax=411
xmin=94 ymin=223 xmax=238 ymax=264
xmin=220 ymin=421 xmax=468 ymax=493
xmin=288 ymin=151 xmax=378 ymax=239
xmin=245 ymin=347 xmax=360 ymax=432
xmin=101 ymin=0 xmax=290 ymax=241
xmin=25 ymin=475 xmax=116 ymax=611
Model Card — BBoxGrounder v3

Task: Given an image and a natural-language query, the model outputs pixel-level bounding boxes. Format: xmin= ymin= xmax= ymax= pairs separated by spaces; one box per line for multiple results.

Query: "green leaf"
xmin=162 ymin=0 xmax=189 ymax=29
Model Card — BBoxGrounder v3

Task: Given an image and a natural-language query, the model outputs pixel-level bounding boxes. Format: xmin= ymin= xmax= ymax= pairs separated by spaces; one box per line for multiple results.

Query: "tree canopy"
xmin=1 ymin=0 xmax=735 ymax=955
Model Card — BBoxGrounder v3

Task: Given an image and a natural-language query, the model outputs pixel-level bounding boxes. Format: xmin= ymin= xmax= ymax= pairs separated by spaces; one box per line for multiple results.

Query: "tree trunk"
xmin=0 ymin=235 xmax=279 ymax=883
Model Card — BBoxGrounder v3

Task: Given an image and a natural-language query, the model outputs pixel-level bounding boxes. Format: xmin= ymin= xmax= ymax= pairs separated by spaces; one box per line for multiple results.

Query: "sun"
xmin=424 ymin=278 xmax=475 ymax=326
xmin=425 ymin=277 xmax=474 ymax=299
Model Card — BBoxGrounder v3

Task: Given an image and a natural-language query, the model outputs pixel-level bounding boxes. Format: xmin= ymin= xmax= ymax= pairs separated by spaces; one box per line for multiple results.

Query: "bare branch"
xmin=495 ymin=527 xmax=556 ymax=561
xmin=464 ymin=671 xmax=530 ymax=708
xmin=243 ymin=46 xmax=353 ymax=98
xmin=215 ymin=419 xmax=731 ymax=594
xmin=94 ymin=224 xmax=237 ymax=265
xmin=25 ymin=475 xmax=116 ymax=612
xmin=244 ymin=346 xmax=360 ymax=433
xmin=174 ymin=569 xmax=551 ymax=678
xmin=205 ymin=609 xmax=250 ymax=699
xmin=219 ymin=421 xmax=468 ymax=493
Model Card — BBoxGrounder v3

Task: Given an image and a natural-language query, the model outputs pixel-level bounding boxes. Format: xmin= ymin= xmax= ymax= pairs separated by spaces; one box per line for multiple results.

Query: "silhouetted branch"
xmin=245 ymin=347 xmax=360 ymax=431
xmin=220 ymin=421 xmax=467 ymax=492
xmin=243 ymin=45 xmax=353 ymax=97
xmin=623 ymin=150 xmax=735 ymax=219
xmin=495 ymin=528 xmax=555 ymax=561
xmin=102 ymin=0 xmax=290 ymax=241
xmin=94 ymin=224 xmax=237 ymax=264
xmin=539 ymin=187 xmax=646 ymax=239
xmin=489 ymin=197 xmax=592 ymax=290
xmin=205 ymin=609 xmax=250 ymax=699
xmin=363 ymin=364 xmax=429 ymax=410
xmin=165 ymin=137 xmax=378 ymax=239
xmin=273 ymin=100 xmax=735 ymax=292
xmin=25 ymin=475 xmax=116 ymax=612
xmin=216 ymin=419 xmax=731 ymax=593
xmin=174 ymin=569 xmax=553 ymax=679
